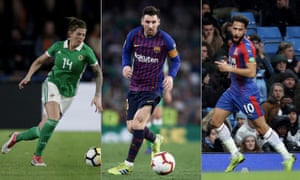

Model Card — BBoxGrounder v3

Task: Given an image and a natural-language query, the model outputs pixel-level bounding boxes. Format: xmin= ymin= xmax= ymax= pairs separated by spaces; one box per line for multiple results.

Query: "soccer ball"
xmin=85 ymin=147 xmax=101 ymax=167
xmin=151 ymin=151 xmax=175 ymax=175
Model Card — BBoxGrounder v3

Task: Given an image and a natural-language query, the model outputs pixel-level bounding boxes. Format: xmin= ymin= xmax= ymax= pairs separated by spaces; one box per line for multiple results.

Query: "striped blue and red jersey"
xmin=122 ymin=26 xmax=180 ymax=92
xmin=228 ymin=37 xmax=258 ymax=95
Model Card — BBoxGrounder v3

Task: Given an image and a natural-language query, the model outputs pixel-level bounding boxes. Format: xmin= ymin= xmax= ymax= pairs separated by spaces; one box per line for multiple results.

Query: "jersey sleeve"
xmin=86 ymin=46 xmax=99 ymax=66
xmin=162 ymin=32 xmax=181 ymax=78
xmin=122 ymin=31 xmax=134 ymax=68
xmin=243 ymin=41 xmax=256 ymax=64
xmin=46 ymin=42 xmax=60 ymax=57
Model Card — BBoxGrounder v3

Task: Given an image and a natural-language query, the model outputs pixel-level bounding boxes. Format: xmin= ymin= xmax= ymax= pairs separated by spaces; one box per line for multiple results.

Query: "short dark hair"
xmin=142 ymin=6 xmax=160 ymax=18
xmin=231 ymin=15 xmax=249 ymax=28
xmin=202 ymin=17 xmax=214 ymax=26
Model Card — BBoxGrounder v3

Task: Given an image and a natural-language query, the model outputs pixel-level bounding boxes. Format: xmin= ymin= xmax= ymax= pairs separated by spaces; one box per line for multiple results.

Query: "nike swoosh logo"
xmin=134 ymin=44 xmax=141 ymax=47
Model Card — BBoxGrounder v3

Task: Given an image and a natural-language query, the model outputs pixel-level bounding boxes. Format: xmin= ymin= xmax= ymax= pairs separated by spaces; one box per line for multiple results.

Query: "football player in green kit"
xmin=1 ymin=17 xmax=103 ymax=166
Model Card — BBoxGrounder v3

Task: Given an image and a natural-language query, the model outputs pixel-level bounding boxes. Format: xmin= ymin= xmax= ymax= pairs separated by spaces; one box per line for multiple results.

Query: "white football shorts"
xmin=42 ymin=81 xmax=73 ymax=114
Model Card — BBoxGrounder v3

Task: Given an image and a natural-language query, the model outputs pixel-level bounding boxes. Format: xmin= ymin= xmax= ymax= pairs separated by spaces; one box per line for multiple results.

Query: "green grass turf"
xmin=101 ymin=142 xmax=200 ymax=179
xmin=202 ymin=171 xmax=300 ymax=180
xmin=0 ymin=130 xmax=100 ymax=180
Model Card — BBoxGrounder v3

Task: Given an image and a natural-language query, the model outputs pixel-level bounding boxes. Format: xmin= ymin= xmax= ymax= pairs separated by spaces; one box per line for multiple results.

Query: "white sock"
xmin=216 ymin=123 xmax=239 ymax=157
xmin=125 ymin=160 xmax=134 ymax=167
xmin=146 ymin=121 xmax=152 ymax=128
xmin=153 ymin=118 xmax=163 ymax=126
xmin=263 ymin=128 xmax=291 ymax=161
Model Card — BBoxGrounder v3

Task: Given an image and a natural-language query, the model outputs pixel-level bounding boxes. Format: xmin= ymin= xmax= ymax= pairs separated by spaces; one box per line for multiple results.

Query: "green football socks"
xmin=16 ymin=126 xmax=40 ymax=142
xmin=35 ymin=119 xmax=58 ymax=156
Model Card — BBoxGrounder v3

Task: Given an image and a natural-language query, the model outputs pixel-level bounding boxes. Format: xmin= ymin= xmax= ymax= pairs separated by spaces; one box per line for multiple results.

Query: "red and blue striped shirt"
xmin=228 ymin=38 xmax=257 ymax=95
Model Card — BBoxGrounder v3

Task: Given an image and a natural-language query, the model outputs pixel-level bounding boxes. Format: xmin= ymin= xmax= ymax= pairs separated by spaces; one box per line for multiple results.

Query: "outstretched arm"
xmin=19 ymin=54 xmax=49 ymax=89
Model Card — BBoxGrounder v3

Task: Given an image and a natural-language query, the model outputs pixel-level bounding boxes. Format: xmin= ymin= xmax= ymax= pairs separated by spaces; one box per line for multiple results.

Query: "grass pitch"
xmin=0 ymin=130 xmax=100 ymax=180
xmin=101 ymin=142 xmax=200 ymax=179
xmin=202 ymin=171 xmax=300 ymax=180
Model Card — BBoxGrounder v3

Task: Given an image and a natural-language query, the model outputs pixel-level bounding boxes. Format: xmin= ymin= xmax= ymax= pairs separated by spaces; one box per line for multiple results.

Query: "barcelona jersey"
xmin=122 ymin=26 xmax=180 ymax=92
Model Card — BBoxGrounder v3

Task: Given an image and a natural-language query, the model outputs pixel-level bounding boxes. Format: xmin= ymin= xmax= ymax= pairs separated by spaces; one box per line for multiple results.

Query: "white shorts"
xmin=42 ymin=81 xmax=73 ymax=114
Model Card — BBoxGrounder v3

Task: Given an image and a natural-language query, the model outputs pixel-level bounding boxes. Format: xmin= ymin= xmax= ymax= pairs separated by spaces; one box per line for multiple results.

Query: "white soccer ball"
xmin=151 ymin=151 xmax=175 ymax=175
xmin=85 ymin=147 xmax=101 ymax=167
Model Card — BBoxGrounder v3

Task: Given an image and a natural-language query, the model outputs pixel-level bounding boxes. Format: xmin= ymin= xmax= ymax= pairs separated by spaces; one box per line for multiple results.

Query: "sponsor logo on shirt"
xmin=134 ymin=52 xmax=158 ymax=63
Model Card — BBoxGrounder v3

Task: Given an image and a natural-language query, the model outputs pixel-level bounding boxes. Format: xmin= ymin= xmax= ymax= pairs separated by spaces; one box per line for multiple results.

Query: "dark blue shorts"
xmin=216 ymin=88 xmax=264 ymax=120
xmin=126 ymin=91 xmax=162 ymax=120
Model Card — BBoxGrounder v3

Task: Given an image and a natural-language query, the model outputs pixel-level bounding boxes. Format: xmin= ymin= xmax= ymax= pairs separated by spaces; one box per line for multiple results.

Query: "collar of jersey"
xmin=64 ymin=40 xmax=84 ymax=51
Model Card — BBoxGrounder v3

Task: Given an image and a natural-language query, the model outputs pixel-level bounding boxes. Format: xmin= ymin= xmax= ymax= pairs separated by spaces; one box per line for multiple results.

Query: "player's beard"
xmin=232 ymin=34 xmax=244 ymax=45
xmin=146 ymin=30 xmax=153 ymax=37
xmin=145 ymin=28 xmax=157 ymax=38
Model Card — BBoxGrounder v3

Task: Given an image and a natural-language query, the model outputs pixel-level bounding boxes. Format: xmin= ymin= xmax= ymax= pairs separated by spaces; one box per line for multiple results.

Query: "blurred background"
xmin=0 ymin=1 xmax=201 ymax=178
xmin=0 ymin=0 xmax=201 ymax=144
xmin=102 ymin=0 xmax=200 ymax=143
xmin=0 ymin=1 xmax=101 ymax=179
xmin=0 ymin=0 xmax=100 ymax=128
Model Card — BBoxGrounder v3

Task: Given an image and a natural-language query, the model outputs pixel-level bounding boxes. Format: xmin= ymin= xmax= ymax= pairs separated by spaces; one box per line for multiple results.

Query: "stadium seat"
xmin=256 ymin=26 xmax=283 ymax=43
xmin=231 ymin=12 xmax=256 ymax=26
xmin=285 ymin=26 xmax=300 ymax=40
xmin=246 ymin=26 xmax=257 ymax=36
xmin=263 ymin=42 xmax=281 ymax=57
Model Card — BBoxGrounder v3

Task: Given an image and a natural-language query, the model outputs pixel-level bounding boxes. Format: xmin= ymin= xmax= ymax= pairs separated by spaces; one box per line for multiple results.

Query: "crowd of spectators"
xmin=102 ymin=0 xmax=200 ymax=126
xmin=0 ymin=0 xmax=100 ymax=81
xmin=202 ymin=0 xmax=300 ymax=152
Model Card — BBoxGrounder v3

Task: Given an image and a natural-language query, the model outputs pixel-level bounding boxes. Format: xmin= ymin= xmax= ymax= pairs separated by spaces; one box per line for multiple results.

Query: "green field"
xmin=3 ymin=131 xmax=298 ymax=180
xmin=0 ymin=130 xmax=100 ymax=180
xmin=202 ymin=171 xmax=300 ymax=180
xmin=101 ymin=142 xmax=200 ymax=179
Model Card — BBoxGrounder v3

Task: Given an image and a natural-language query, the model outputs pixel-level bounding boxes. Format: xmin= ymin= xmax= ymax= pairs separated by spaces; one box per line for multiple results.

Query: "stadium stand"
xmin=285 ymin=26 xmax=300 ymax=40
xmin=256 ymin=26 xmax=283 ymax=42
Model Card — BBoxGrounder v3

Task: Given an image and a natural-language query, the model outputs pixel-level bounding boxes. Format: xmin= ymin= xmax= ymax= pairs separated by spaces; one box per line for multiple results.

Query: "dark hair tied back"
xmin=66 ymin=17 xmax=86 ymax=32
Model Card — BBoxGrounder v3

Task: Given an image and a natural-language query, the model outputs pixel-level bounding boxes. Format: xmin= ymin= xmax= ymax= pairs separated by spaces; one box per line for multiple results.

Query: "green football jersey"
xmin=46 ymin=40 xmax=98 ymax=97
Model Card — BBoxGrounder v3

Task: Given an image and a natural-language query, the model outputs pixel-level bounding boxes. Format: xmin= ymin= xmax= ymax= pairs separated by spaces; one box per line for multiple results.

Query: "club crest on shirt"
xmin=153 ymin=46 xmax=161 ymax=53
xmin=78 ymin=55 xmax=83 ymax=61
